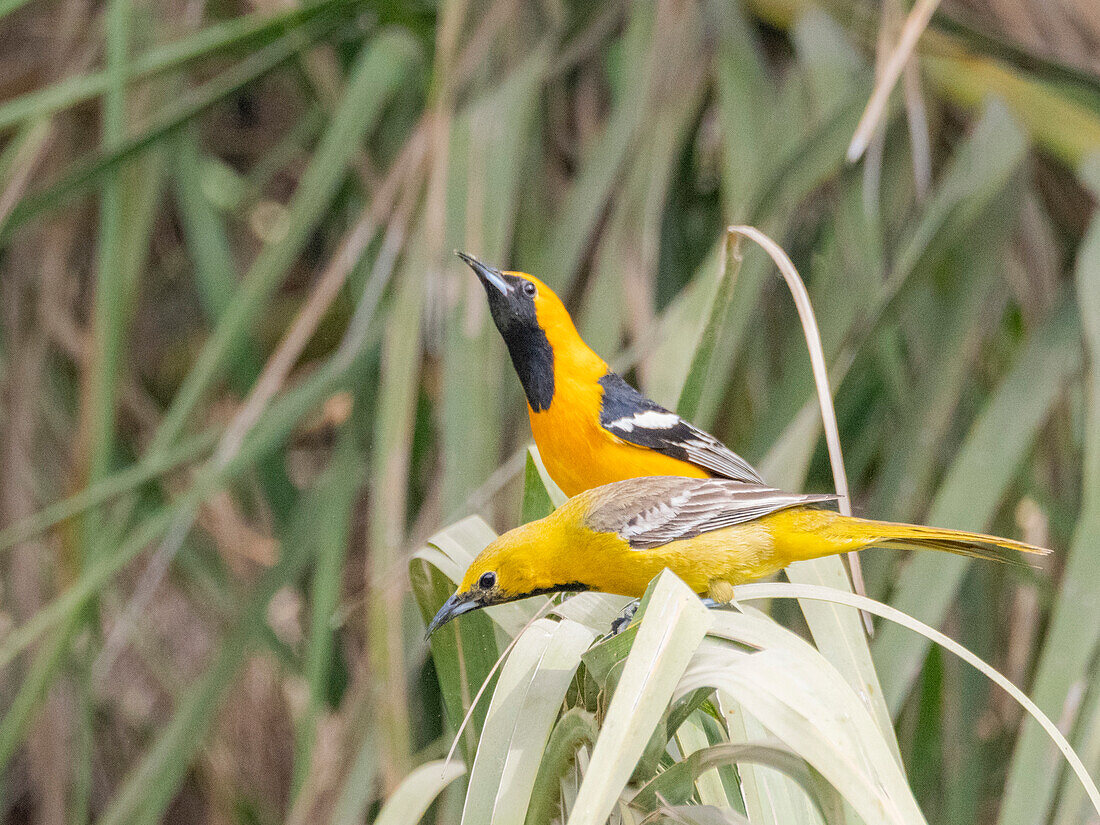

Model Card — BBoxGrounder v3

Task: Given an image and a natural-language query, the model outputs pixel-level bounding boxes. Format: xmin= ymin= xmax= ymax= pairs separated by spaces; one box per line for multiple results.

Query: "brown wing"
xmin=584 ymin=476 xmax=837 ymax=550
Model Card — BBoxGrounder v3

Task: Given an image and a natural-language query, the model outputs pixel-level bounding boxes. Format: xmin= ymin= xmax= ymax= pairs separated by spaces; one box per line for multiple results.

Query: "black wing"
xmin=597 ymin=372 xmax=764 ymax=485
xmin=585 ymin=476 xmax=837 ymax=550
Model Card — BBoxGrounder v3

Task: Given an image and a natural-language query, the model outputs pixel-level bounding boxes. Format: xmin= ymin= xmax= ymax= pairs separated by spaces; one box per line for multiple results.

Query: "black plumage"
xmin=597 ymin=373 xmax=764 ymax=485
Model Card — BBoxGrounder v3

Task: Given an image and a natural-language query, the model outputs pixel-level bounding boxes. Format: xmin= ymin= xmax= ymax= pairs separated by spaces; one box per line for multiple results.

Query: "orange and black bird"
xmin=457 ymin=251 xmax=762 ymax=497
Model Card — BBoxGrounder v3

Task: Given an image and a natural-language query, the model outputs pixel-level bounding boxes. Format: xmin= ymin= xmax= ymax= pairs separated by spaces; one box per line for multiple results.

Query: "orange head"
xmin=456 ymin=251 xmax=604 ymax=412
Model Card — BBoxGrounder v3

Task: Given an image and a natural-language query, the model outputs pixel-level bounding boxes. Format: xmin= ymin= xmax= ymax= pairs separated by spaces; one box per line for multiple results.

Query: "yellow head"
xmin=456 ymin=252 xmax=605 ymax=413
xmin=424 ymin=505 xmax=592 ymax=637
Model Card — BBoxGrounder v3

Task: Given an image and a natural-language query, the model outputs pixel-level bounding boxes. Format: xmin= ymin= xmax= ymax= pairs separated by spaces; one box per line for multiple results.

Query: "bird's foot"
xmin=609 ymin=600 xmax=640 ymax=635
xmin=608 ymin=597 xmax=731 ymax=635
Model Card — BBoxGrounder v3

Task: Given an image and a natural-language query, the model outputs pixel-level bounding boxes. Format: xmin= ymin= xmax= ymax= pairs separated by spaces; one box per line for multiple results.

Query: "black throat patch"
xmin=500 ymin=323 xmax=555 ymax=413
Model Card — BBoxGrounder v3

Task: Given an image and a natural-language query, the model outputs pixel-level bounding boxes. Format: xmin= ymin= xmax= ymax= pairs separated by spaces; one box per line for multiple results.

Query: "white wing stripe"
xmin=607 ymin=410 xmax=681 ymax=432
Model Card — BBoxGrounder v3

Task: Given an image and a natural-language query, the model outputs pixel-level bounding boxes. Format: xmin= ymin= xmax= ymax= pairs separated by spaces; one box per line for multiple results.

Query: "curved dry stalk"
xmin=731 ymin=581 xmax=1100 ymax=821
xmin=725 ymin=226 xmax=871 ymax=634
xmin=901 ymin=53 xmax=932 ymax=200
xmin=862 ymin=0 xmax=932 ymax=207
xmin=847 ymin=0 xmax=941 ymax=163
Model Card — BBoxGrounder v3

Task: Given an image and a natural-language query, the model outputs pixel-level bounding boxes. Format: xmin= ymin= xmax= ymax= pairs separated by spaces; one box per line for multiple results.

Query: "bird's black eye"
xmin=522 ymin=281 xmax=536 ymax=297
xmin=478 ymin=571 xmax=497 ymax=590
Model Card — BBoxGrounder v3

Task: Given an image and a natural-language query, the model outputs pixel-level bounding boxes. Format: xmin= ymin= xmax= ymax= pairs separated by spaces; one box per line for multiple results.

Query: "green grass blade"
xmin=0 ymin=609 xmax=82 ymax=770
xmin=148 ymin=29 xmax=417 ymax=456
xmin=577 ymin=7 xmax=706 ymax=359
xmin=326 ymin=731 xmax=380 ymax=825
xmin=568 ymin=572 xmax=711 ymax=825
xmin=0 ymin=23 xmax=339 ymax=241
xmin=525 ymin=709 xmax=599 ymax=825
xmin=171 ymin=130 xmax=262 ymax=388
xmin=96 ymin=420 xmax=365 ymax=825
xmin=81 ymin=0 xmax=131 ymax=551
xmin=675 ymin=233 xmax=743 ymax=421
xmin=669 ymin=714 xmax=734 ymax=809
xmin=367 ymin=251 xmax=428 ymax=774
xmin=868 ymin=99 xmax=1027 ymax=330
xmin=733 ymin=582 xmax=1100 ymax=819
xmin=0 ymin=120 xmax=50 ymax=215
xmin=0 ymin=0 xmax=31 ymax=19
xmin=629 ymin=740 xmax=839 ymax=817
xmin=530 ymin=0 xmax=656 ymax=291
xmin=440 ymin=49 xmax=549 ymax=516
xmin=1051 ymin=684 xmax=1100 ymax=825
xmin=71 ymin=6 xmax=138 ymax=809
xmin=0 ymin=0 xmax=351 ymax=133
xmin=922 ymin=52 xmax=1100 ymax=168
xmin=0 ymin=429 xmax=215 ymax=553
xmin=460 ymin=619 xmax=594 ymax=824
xmin=294 ymin=436 xmax=362 ymax=795
xmin=372 ymin=760 xmax=467 ymax=825
xmin=873 ymin=300 xmax=1082 ymax=712
xmin=866 ymin=241 xmax=1006 ymax=522
xmin=521 ymin=449 xmax=555 ymax=524
xmin=706 ymin=0 xmax=771 ymax=222
xmin=998 ymin=179 xmax=1100 ymax=825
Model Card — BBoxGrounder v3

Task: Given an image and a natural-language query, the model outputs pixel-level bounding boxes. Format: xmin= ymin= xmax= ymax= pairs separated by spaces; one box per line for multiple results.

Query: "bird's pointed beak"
xmin=456 ymin=251 xmax=512 ymax=296
xmin=424 ymin=592 xmax=481 ymax=639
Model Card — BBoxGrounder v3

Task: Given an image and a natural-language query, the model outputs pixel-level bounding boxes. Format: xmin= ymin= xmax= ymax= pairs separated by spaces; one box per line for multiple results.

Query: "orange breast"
xmin=529 ymin=379 xmax=710 ymax=497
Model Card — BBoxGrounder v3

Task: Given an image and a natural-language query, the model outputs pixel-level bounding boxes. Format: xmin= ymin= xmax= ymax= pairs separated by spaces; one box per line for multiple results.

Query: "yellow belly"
xmin=529 ymin=404 xmax=709 ymax=497
xmin=572 ymin=507 xmax=853 ymax=599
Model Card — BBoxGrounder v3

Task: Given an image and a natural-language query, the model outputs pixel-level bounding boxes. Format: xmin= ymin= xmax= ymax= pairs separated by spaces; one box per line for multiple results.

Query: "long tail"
xmin=864 ymin=519 xmax=1049 ymax=565
xmin=773 ymin=509 xmax=1050 ymax=566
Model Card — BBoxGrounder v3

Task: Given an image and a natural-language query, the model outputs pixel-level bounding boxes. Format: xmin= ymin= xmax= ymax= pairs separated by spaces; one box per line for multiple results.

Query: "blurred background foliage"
xmin=1 ymin=0 xmax=1099 ymax=822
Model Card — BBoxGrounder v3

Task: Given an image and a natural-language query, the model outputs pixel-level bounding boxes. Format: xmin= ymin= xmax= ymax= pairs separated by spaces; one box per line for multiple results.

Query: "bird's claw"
xmin=609 ymin=600 xmax=640 ymax=635
xmin=608 ymin=597 xmax=730 ymax=635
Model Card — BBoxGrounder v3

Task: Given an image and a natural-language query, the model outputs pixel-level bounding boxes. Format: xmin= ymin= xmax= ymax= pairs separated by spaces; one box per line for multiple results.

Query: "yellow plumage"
xmin=422 ymin=477 xmax=1048 ymax=634
xmin=425 ymin=254 xmax=1050 ymax=637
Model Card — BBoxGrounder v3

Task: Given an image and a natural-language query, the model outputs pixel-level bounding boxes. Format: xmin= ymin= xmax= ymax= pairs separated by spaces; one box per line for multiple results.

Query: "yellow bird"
xmin=457 ymin=252 xmax=762 ymax=497
xmin=425 ymin=476 xmax=1048 ymax=635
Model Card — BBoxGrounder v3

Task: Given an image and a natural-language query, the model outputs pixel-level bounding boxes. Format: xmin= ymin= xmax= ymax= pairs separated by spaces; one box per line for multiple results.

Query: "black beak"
xmin=456 ymin=251 xmax=512 ymax=296
xmin=425 ymin=592 xmax=482 ymax=639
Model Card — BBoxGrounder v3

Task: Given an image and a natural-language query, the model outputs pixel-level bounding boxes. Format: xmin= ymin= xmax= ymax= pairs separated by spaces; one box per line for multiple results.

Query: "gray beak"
xmin=425 ymin=592 xmax=481 ymax=639
xmin=456 ymin=251 xmax=512 ymax=296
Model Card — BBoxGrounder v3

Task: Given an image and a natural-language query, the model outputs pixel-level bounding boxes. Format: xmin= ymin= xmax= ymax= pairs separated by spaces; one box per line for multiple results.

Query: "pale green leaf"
xmin=373 ymin=760 xmax=467 ymax=825
xmin=566 ymin=571 xmax=712 ymax=825
xmin=461 ymin=618 xmax=595 ymax=825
